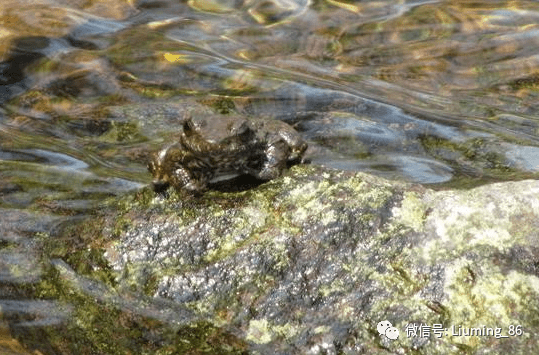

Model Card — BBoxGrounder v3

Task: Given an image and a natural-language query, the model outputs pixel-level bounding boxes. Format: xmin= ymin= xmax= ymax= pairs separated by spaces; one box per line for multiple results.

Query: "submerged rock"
xmin=57 ymin=165 xmax=539 ymax=354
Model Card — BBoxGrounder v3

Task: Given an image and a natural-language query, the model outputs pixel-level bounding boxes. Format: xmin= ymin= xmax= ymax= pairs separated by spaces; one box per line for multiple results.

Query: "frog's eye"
xmin=183 ymin=119 xmax=197 ymax=135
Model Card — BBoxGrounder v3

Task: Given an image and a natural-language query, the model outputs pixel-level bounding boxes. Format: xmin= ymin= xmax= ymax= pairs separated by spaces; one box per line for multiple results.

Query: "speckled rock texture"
xmin=75 ymin=165 xmax=539 ymax=354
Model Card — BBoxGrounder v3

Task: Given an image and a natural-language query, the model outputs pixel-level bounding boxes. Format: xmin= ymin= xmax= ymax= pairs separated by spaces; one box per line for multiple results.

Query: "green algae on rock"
xmin=46 ymin=165 xmax=539 ymax=354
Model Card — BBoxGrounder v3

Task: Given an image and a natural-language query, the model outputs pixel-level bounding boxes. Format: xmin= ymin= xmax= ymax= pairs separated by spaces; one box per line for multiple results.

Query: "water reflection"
xmin=0 ymin=147 xmax=142 ymax=210
xmin=17 ymin=149 xmax=89 ymax=170
xmin=0 ymin=37 xmax=50 ymax=103
xmin=0 ymin=300 xmax=71 ymax=327
xmin=504 ymin=144 xmax=539 ymax=171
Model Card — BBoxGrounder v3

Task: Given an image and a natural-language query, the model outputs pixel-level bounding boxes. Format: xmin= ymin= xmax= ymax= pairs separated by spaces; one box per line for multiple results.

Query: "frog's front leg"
xmin=257 ymin=140 xmax=290 ymax=180
xmin=170 ymin=164 xmax=211 ymax=193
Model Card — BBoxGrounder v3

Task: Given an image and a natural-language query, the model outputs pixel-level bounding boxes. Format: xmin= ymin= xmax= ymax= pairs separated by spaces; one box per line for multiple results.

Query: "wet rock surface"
xmin=55 ymin=165 xmax=539 ymax=354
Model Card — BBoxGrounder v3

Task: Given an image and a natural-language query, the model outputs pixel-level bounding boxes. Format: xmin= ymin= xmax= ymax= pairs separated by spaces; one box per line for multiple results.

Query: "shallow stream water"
xmin=1 ymin=0 xmax=539 ymax=353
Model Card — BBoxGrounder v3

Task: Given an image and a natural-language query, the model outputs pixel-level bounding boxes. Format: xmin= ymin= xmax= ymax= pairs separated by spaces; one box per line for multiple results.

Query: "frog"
xmin=148 ymin=114 xmax=308 ymax=193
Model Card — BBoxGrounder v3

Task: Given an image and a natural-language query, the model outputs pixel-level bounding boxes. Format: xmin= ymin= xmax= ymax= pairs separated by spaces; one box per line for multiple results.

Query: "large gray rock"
xmin=62 ymin=165 xmax=539 ymax=354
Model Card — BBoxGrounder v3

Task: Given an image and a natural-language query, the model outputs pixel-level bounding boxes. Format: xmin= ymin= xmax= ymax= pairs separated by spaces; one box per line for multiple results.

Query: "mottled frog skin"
xmin=148 ymin=115 xmax=307 ymax=193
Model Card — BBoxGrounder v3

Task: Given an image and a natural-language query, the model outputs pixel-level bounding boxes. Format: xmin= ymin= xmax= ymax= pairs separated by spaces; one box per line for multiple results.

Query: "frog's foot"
xmin=288 ymin=142 xmax=308 ymax=164
xmin=170 ymin=167 xmax=209 ymax=193
xmin=257 ymin=165 xmax=282 ymax=180
xmin=183 ymin=181 xmax=208 ymax=193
